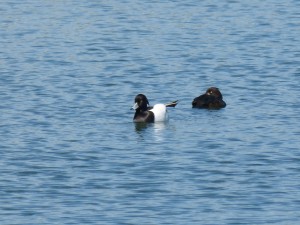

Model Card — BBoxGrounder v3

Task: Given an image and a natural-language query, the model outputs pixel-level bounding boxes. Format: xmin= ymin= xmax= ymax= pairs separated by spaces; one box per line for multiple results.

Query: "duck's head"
xmin=206 ymin=87 xmax=223 ymax=99
xmin=132 ymin=94 xmax=149 ymax=111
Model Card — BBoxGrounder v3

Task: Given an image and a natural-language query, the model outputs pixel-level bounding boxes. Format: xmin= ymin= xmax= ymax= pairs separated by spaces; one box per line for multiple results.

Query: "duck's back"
xmin=192 ymin=95 xmax=226 ymax=109
xmin=192 ymin=95 xmax=213 ymax=108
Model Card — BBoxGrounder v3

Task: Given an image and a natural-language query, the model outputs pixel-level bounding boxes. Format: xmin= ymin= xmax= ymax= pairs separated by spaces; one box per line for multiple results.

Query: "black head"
xmin=205 ymin=87 xmax=223 ymax=99
xmin=132 ymin=94 xmax=149 ymax=111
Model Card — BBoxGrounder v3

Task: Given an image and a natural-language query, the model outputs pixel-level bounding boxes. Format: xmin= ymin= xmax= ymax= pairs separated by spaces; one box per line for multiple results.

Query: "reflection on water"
xmin=134 ymin=122 xmax=167 ymax=142
xmin=134 ymin=122 xmax=151 ymax=133
xmin=153 ymin=122 xmax=167 ymax=142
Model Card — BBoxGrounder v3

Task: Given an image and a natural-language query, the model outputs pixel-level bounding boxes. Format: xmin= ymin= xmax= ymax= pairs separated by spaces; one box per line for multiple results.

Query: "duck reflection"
xmin=153 ymin=122 xmax=167 ymax=142
xmin=134 ymin=122 xmax=167 ymax=142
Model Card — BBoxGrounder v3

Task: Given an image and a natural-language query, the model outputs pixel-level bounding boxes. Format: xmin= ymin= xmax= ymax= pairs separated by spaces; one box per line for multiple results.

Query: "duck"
xmin=192 ymin=87 xmax=226 ymax=109
xmin=132 ymin=94 xmax=178 ymax=123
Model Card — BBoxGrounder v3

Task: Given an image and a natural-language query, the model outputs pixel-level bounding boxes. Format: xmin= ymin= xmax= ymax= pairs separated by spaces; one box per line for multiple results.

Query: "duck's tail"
xmin=165 ymin=100 xmax=178 ymax=107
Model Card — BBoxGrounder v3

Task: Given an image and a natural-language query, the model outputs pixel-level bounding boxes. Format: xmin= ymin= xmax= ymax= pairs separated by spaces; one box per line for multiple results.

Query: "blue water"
xmin=1 ymin=1 xmax=300 ymax=224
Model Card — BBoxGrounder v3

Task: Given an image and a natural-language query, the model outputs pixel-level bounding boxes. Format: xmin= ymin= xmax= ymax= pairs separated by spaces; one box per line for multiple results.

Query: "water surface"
xmin=1 ymin=1 xmax=300 ymax=224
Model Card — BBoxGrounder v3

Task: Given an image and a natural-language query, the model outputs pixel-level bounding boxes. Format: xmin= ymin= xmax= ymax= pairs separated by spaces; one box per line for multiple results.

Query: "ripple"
xmin=1 ymin=1 xmax=300 ymax=224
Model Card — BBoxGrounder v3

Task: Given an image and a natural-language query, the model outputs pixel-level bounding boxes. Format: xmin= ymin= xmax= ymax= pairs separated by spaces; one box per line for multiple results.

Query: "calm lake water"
xmin=1 ymin=1 xmax=300 ymax=224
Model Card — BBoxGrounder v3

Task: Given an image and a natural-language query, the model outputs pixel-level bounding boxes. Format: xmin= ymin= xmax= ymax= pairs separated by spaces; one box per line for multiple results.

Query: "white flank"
xmin=150 ymin=104 xmax=168 ymax=122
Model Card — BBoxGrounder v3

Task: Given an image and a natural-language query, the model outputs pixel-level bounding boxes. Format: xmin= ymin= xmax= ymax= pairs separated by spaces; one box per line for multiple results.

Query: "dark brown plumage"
xmin=192 ymin=87 xmax=226 ymax=109
xmin=132 ymin=94 xmax=155 ymax=123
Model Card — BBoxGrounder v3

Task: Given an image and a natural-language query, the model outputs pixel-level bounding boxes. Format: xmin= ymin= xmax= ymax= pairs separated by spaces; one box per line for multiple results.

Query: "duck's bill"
xmin=131 ymin=102 xmax=139 ymax=110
